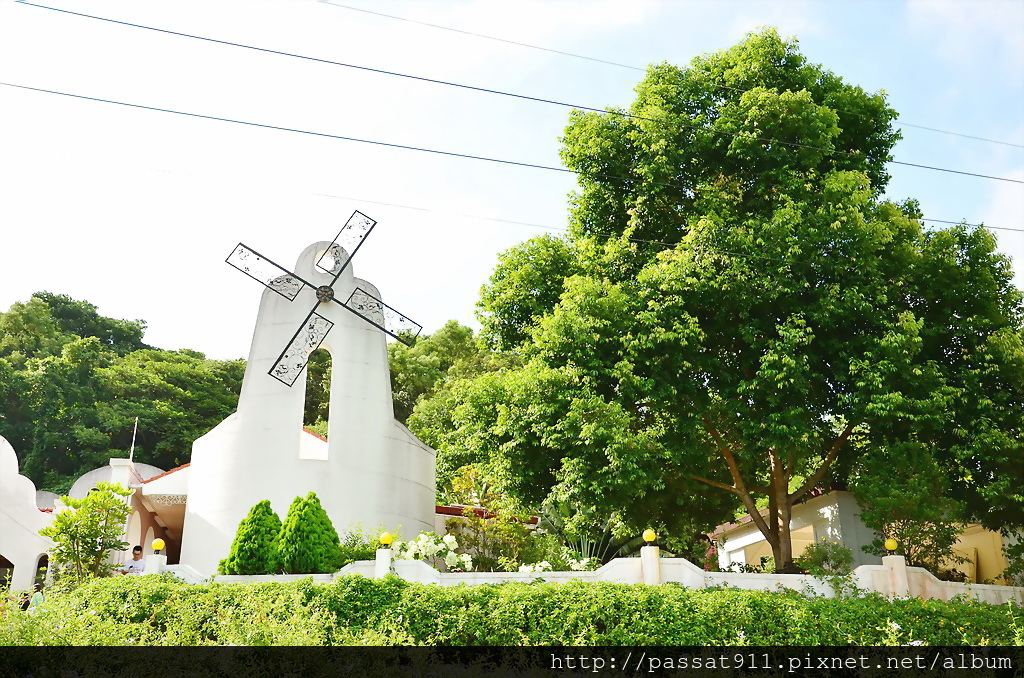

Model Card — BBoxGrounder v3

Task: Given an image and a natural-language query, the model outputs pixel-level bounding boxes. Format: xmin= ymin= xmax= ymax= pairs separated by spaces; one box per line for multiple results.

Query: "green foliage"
xmin=305 ymin=418 xmax=329 ymax=440
xmin=798 ymin=538 xmax=854 ymax=574
xmin=0 ymin=292 xmax=148 ymax=368
xmin=38 ymin=482 xmax=134 ymax=585
xmin=432 ymin=29 xmax=1024 ymax=573
xmin=336 ymin=529 xmax=381 ymax=569
xmin=436 ymin=467 xmax=593 ymax=572
xmin=439 ymin=466 xmax=539 ymax=572
xmin=1 ymin=575 xmax=1020 ymax=646
xmin=277 ymin=493 xmax=341 ymax=574
xmin=796 ymin=538 xmax=859 ymax=597
xmin=219 ymin=500 xmax=282 ymax=575
xmin=301 ymin=321 xmax=517 ymax=434
xmin=1002 ymin=538 xmax=1024 ymax=587
xmin=390 ymin=320 xmax=519 ymax=425
xmin=476 ymin=235 xmax=586 ymax=351
xmin=852 ymin=445 xmax=967 ymax=576
xmin=302 ymin=348 xmax=332 ymax=427
xmin=0 ymin=293 xmax=244 ymax=492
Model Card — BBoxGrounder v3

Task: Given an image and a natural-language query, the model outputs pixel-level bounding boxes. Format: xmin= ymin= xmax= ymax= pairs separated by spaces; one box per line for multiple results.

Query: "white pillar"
xmin=143 ymin=554 xmax=167 ymax=575
xmin=640 ymin=545 xmax=661 ymax=585
xmin=374 ymin=548 xmax=392 ymax=579
xmin=882 ymin=555 xmax=909 ymax=598
xmin=108 ymin=458 xmax=136 ymax=489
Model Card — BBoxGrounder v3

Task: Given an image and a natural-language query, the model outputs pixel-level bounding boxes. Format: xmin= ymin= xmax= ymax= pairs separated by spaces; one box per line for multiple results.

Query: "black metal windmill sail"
xmin=226 ymin=210 xmax=422 ymax=386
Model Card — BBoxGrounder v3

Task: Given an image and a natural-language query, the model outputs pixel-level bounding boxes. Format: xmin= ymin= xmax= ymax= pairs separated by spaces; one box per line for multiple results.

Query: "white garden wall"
xmin=195 ymin=549 xmax=1024 ymax=606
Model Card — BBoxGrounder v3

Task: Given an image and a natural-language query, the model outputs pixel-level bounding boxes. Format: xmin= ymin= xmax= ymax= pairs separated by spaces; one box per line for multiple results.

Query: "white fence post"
xmin=143 ymin=553 xmax=167 ymax=575
xmin=640 ymin=545 xmax=661 ymax=585
xmin=374 ymin=548 xmax=392 ymax=579
xmin=882 ymin=555 xmax=910 ymax=598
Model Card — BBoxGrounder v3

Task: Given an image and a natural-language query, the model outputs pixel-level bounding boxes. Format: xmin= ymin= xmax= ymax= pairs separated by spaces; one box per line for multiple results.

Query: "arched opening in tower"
xmin=303 ymin=347 xmax=332 ymax=437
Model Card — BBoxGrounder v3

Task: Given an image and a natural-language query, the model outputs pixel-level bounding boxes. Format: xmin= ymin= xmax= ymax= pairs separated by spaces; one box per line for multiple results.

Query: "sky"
xmin=0 ymin=0 xmax=1021 ymax=361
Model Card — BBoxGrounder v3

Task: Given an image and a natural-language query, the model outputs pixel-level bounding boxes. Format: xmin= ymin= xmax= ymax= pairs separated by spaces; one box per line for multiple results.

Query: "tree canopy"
xmin=411 ymin=29 xmax=1024 ymax=571
xmin=0 ymin=292 xmax=244 ymax=492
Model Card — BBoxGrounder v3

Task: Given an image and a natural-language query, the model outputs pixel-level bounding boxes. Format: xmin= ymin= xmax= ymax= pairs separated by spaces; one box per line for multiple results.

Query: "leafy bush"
xmin=851 ymin=443 xmax=967 ymax=575
xmin=336 ymin=530 xmax=380 ymax=569
xmin=38 ymin=482 xmax=133 ymax=585
xmin=2 ymin=575 xmax=1020 ymax=646
xmin=796 ymin=538 xmax=858 ymax=597
xmin=438 ymin=466 xmax=597 ymax=572
xmin=1002 ymin=536 xmax=1024 ymax=587
xmin=797 ymin=538 xmax=854 ymax=574
xmin=277 ymin=492 xmax=340 ymax=574
xmin=219 ymin=500 xmax=282 ymax=575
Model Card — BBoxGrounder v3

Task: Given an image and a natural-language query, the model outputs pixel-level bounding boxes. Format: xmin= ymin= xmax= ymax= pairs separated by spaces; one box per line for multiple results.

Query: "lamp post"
xmin=640 ymin=529 xmax=661 ymax=585
xmin=884 ymin=538 xmax=898 ymax=556
xmin=144 ymin=538 xmax=168 ymax=575
xmin=375 ymin=533 xmax=394 ymax=579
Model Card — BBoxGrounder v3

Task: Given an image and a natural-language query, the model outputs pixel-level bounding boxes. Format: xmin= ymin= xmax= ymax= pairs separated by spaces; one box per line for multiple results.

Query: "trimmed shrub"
xmin=2 ymin=575 xmax=1020 ymax=647
xmin=219 ymin=500 xmax=282 ymax=575
xmin=277 ymin=492 xmax=341 ymax=574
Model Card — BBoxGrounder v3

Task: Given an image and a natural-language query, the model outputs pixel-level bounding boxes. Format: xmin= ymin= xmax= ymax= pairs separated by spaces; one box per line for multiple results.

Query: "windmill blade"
xmin=268 ymin=307 xmax=335 ymax=386
xmin=318 ymin=210 xmax=377 ymax=282
xmin=340 ymin=287 xmax=423 ymax=346
xmin=226 ymin=243 xmax=314 ymax=301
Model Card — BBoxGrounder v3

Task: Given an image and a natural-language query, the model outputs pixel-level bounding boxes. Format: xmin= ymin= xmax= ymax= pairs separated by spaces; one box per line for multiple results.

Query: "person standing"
xmin=27 ymin=584 xmax=44 ymax=613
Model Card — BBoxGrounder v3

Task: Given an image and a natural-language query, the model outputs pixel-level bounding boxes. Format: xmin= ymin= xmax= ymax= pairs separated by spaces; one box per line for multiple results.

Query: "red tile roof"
xmin=38 ymin=507 xmax=53 ymax=513
xmin=302 ymin=427 xmax=328 ymax=442
xmin=140 ymin=463 xmax=190 ymax=484
xmin=435 ymin=505 xmax=538 ymax=524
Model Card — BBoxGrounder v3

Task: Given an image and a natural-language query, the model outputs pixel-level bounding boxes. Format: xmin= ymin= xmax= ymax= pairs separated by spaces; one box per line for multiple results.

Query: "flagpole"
xmin=128 ymin=417 xmax=139 ymax=461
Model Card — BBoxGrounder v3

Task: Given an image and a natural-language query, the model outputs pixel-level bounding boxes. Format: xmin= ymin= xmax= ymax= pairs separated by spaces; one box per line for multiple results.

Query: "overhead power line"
xmin=4 ymin=82 xmax=1020 ymax=240
xmin=316 ymin=0 xmax=1024 ymax=150
xmin=11 ymin=1 xmax=1024 ymax=184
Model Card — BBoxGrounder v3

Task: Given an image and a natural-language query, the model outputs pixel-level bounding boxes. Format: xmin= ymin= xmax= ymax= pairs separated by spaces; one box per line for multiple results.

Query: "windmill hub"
xmin=315 ymin=285 xmax=334 ymax=303
xmin=225 ymin=210 xmax=423 ymax=386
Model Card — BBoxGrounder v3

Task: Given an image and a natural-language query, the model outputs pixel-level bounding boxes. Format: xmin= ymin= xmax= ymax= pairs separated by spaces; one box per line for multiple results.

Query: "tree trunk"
xmin=773 ymin=501 xmax=796 ymax=572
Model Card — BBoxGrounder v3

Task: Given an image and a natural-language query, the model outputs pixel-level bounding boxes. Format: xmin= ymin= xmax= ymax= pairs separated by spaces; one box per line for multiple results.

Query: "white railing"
xmin=160 ymin=548 xmax=1023 ymax=605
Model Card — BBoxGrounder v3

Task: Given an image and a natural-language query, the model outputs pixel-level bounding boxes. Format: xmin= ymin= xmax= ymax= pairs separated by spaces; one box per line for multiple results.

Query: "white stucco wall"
xmin=180 ymin=242 xmax=436 ymax=575
xmin=717 ymin=491 xmax=883 ymax=569
xmin=0 ymin=436 xmax=54 ymax=591
xmin=67 ymin=462 xmax=165 ymax=499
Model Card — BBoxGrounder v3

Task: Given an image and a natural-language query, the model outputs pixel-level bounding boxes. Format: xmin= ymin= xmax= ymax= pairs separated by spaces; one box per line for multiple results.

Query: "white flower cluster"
xmin=567 ymin=557 xmax=592 ymax=571
xmin=517 ymin=555 xmax=592 ymax=573
xmin=393 ymin=532 xmax=473 ymax=571
xmin=518 ymin=561 xmax=552 ymax=573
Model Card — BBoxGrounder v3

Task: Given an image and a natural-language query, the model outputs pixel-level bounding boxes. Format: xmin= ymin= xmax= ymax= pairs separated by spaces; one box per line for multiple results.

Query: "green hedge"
xmin=2 ymin=576 xmax=1020 ymax=646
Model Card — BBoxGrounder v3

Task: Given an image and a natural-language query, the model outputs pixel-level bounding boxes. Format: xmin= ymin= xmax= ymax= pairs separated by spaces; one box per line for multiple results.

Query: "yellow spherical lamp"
xmin=379 ymin=532 xmax=394 ymax=548
xmin=151 ymin=538 xmax=166 ymax=555
xmin=642 ymin=529 xmax=657 ymax=544
xmin=884 ymin=538 xmax=898 ymax=555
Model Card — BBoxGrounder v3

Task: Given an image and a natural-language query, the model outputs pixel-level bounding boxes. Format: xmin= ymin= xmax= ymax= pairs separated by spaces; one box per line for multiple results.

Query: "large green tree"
xmin=0 ymin=293 xmax=244 ymax=491
xmin=415 ymin=29 xmax=1024 ymax=571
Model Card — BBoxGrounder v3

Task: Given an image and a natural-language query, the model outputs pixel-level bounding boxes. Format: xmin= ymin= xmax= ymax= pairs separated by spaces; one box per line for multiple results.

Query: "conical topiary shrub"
xmin=277 ymin=492 xmax=341 ymax=574
xmin=219 ymin=500 xmax=282 ymax=575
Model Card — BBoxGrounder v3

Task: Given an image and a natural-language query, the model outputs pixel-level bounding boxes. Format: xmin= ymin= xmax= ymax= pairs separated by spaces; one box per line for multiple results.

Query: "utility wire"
xmin=11 ymin=1 xmax=1024 ymax=184
xmin=317 ymin=0 xmax=1024 ymax=150
xmin=5 ymin=81 xmax=1024 ymax=239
